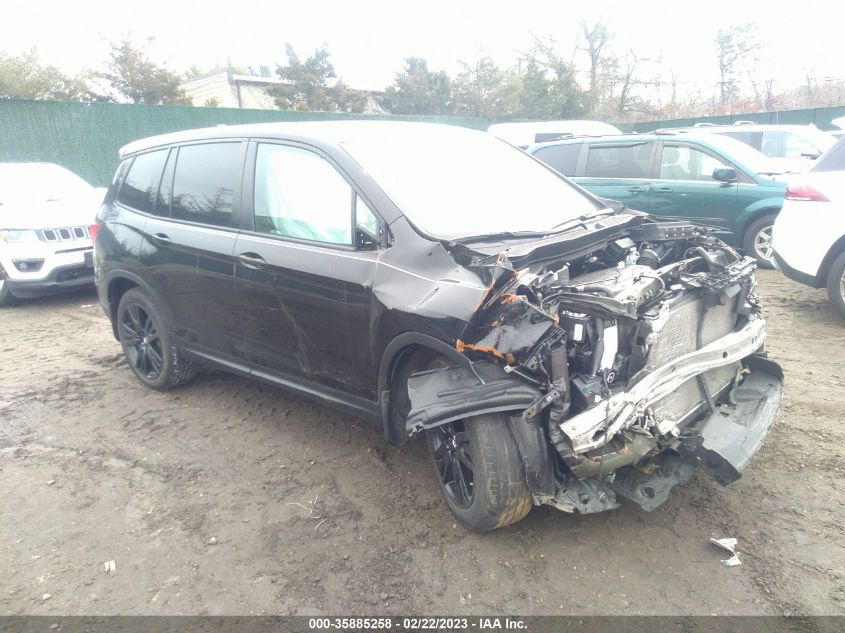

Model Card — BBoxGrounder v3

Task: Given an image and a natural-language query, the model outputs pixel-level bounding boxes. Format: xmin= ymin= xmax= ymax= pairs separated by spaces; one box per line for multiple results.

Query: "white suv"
xmin=772 ymin=138 xmax=845 ymax=318
xmin=686 ymin=123 xmax=837 ymax=173
xmin=0 ymin=163 xmax=103 ymax=306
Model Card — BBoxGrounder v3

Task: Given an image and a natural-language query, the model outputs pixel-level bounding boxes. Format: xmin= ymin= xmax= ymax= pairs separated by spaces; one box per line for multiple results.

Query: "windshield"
xmin=0 ymin=163 xmax=92 ymax=204
xmin=689 ymin=133 xmax=779 ymax=174
xmin=340 ymin=128 xmax=601 ymax=240
xmin=488 ymin=120 xmax=622 ymax=146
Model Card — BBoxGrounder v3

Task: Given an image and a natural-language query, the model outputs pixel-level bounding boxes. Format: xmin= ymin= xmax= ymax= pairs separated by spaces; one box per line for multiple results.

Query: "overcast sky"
xmin=4 ymin=0 xmax=841 ymax=97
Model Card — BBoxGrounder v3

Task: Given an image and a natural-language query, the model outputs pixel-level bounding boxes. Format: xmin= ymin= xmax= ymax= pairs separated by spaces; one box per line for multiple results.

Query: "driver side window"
xmin=254 ymin=143 xmax=353 ymax=246
xmin=355 ymin=195 xmax=379 ymax=249
xmin=660 ymin=145 xmax=731 ymax=181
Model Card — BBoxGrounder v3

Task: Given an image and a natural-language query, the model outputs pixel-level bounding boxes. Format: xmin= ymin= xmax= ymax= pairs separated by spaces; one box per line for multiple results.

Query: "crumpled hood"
xmin=0 ymin=193 xmax=102 ymax=230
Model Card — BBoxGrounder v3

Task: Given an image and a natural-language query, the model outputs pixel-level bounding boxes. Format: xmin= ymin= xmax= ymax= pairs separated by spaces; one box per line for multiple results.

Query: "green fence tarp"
xmin=0 ymin=100 xmax=491 ymax=186
xmin=3 ymin=99 xmax=844 ymax=187
xmin=627 ymin=105 xmax=845 ymax=133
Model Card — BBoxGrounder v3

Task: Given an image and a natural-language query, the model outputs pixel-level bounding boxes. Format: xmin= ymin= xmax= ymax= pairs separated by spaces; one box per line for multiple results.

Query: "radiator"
xmin=647 ymin=293 xmax=739 ymax=429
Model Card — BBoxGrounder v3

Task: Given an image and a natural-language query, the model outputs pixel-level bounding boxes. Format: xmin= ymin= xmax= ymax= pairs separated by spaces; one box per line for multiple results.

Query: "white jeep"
xmin=0 ymin=163 xmax=104 ymax=307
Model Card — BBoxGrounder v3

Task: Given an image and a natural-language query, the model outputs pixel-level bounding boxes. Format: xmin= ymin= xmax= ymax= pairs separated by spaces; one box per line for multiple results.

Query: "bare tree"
xmin=804 ymin=70 xmax=817 ymax=104
xmin=578 ymin=19 xmax=613 ymax=111
xmin=763 ymin=78 xmax=776 ymax=110
xmin=715 ymin=23 xmax=759 ymax=108
xmin=616 ymin=50 xmax=642 ymax=115
xmin=519 ymin=34 xmax=587 ymax=118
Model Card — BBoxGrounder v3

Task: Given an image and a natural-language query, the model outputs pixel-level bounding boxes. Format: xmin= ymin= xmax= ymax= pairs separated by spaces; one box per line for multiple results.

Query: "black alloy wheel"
xmin=428 ymin=420 xmax=475 ymax=509
xmin=120 ymin=301 xmax=164 ymax=380
xmin=424 ymin=413 xmax=533 ymax=531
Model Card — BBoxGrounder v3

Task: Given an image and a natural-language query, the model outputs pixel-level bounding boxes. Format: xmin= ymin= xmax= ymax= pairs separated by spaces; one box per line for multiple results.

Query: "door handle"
xmin=653 ymin=187 xmax=673 ymax=193
xmin=627 ymin=186 xmax=647 ymax=193
xmin=237 ymin=252 xmax=267 ymax=269
xmin=152 ymin=233 xmax=172 ymax=246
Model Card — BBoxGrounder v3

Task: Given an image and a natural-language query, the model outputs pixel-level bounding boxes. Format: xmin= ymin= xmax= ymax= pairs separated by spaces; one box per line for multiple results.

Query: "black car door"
xmin=142 ymin=140 xmax=247 ymax=359
xmin=117 ymin=147 xmax=205 ymax=341
xmin=234 ymin=140 xmax=379 ymax=400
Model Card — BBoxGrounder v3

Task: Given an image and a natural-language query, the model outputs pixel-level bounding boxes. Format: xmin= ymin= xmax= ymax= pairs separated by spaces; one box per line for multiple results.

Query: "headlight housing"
xmin=0 ymin=229 xmax=39 ymax=243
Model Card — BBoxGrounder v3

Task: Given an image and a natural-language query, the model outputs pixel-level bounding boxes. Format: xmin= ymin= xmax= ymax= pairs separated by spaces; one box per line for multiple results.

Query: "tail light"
xmin=89 ymin=223 xmax=101 ymax=241
xmin=785 ymin=184 xmax=830 ymax=202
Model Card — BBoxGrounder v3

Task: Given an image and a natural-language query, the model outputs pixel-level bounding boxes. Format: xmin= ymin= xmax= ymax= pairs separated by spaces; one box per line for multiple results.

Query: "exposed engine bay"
xmin=406 ymin=219 xmax=783 ymax=514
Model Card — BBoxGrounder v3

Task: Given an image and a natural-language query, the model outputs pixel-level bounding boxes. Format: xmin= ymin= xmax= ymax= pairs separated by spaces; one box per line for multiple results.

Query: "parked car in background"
xmin=0 ymin=163 xmax=103 ymax=306
xmin=677 ymin=123 xmax=836 ymax=172
xmin=527 ymin=131 xmax=788 ymax=267
xmin=487 ymin=120 xmax=621 ymax=148
xmin=93 ymin=122 xmax=781 ymax=531
xmin=831 ymin=117 xmax=845 ymax=140
xmin=772 ymin=137 xmax=845 ymax=318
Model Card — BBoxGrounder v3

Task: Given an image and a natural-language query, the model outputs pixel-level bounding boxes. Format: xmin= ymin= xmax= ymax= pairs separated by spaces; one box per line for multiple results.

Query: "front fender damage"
xmin=405 ymin=362 xmax=555 ymax=495
xmin=405 ymin=362 xmax=540 ymax=434
xmin=404 ymin=219 xmax=783 ymax=515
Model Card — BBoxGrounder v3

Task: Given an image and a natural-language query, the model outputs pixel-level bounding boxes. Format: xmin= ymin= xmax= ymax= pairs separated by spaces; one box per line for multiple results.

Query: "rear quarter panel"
xmin=772 ymin=172 xmax=845 ymax=278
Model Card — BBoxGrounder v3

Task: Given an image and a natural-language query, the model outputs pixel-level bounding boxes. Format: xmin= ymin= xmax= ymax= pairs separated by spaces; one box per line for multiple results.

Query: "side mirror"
xmin=713 ymin=167 xmax=738 ymax=182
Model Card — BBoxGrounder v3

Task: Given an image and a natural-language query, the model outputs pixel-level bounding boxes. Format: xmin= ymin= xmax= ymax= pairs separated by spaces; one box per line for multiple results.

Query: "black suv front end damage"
xmin=405 ymin=216 xmax=783 ymax=514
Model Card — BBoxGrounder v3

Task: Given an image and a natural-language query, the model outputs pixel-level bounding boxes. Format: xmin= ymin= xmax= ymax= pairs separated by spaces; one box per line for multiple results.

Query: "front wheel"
xmin=826 ymin=250 xmax=845 ymax=320
xmin=426 ymin=413 xmax=532 ymax=531
xmin=743 ymin=215 xmax=776 ymax=269
xmin=117 ymin=288 xmax=196 ymax=390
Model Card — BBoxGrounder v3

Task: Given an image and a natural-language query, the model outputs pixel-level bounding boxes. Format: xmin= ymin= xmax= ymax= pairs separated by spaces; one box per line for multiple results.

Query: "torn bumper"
xmin=611 ymin=355 xmax=783 ymax=511
xmin=547 ymin=355 xmax=783 ymax=514
xmin=558 ymin=318 xmax=768 ymax=455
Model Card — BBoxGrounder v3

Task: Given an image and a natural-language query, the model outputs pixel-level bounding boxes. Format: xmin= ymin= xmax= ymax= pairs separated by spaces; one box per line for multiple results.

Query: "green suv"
xmin=527 ymin=132 xmax=788 ymax=267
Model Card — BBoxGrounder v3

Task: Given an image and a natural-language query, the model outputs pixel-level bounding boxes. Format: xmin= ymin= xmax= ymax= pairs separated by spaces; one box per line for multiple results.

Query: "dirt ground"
xmin=1 ymin=270 xmax=844 ymax=616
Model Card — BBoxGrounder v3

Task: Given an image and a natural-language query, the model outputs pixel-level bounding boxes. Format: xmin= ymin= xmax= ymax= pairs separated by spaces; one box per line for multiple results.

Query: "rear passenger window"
xmin=584 ymin=143 xmax=652 ymax=178
xmin=117 ymin=149 xmax=169 ymax=212
xmin=720 ymin=131 xmax=758 ymax=149
xmin=254 ymin=144 xmax=353 ymax=246
xmin=533 ymin=143 xmax=581 ymax=176
xmin=172 ymin=143 xmax=241 ymax=227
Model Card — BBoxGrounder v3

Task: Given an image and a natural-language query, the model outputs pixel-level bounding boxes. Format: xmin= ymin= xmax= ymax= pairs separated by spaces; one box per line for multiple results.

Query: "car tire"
xmin=117 ymin=288 xmax=196 ymax=390
xmin=826 ymin=250 xmax=845 ymax=320
xmin=426 ymin=413 xmax=532 ymax=531
xmin=0 ymin=277 xmax=18 ymax=307
xmin=743 ymin=215 xmax=776 ymax=269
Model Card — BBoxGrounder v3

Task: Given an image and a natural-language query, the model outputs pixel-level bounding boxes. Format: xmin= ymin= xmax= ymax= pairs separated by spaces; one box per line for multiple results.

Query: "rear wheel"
xmin=426 ymin=413 xmax=532 ymax=531
xmin=0 ymin=277 xmax=18 ymax=307
xmin=117 ymin=288 xmax=196 ymax=390
xmin=743 ymin=215 xmax=776 ymax=269
xmin=826 ymin=250 xmax=845 ymax=320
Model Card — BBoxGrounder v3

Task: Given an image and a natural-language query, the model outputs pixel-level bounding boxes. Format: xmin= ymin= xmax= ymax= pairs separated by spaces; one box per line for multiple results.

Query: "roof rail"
xmin=534 ymin=132 xmax=627 ymax=143
xmin=733 ymin=120 xmax=756 ymax=125
xmin=693 ymin=122 xmax=717 ymax=127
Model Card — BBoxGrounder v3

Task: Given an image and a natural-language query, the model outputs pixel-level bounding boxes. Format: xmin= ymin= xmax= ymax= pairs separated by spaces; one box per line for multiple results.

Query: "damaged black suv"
xmin=94 ymin=122 xmax=783 ymax=531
